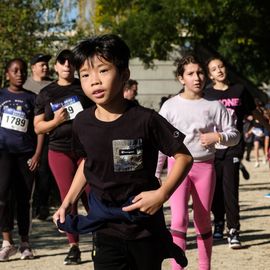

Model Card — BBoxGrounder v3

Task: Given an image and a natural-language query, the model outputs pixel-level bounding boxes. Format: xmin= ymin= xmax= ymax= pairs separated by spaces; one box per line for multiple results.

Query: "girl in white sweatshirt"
xmin=156 ymin=55 xmax=240 ymax=270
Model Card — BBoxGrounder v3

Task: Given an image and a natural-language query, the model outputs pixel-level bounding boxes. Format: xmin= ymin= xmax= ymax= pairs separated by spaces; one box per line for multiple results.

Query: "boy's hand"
xmin=53 ymin=206 xmax=69 ymax=233
xmin=122 ymin=189 xmax=166 ymax=215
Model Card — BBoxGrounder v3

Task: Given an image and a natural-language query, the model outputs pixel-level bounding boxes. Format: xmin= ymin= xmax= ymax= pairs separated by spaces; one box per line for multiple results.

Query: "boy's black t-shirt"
xmin=204 ymin=83 xmax=256 ymax=158
xmin=34 ymin=79 xmax=93 ymax=152
xmin=72 ymin=102 xmax=186 ymax=239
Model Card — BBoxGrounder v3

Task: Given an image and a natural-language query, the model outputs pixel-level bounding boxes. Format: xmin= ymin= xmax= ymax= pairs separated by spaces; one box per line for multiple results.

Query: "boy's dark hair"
xmin=175 ymin=55 xmax=205 ymax=77
xmin=5 ymin=58 xmax=27 ymax=73
xmin=73 ymin=34 xmax=130 ymax=73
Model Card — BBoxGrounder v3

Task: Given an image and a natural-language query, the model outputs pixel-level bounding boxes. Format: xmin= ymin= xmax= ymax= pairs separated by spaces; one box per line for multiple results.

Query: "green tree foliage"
xmin=94 ymin=0 xmax=270 ymax=85
xmin=0 ymin=0 xmax=77 ymax=86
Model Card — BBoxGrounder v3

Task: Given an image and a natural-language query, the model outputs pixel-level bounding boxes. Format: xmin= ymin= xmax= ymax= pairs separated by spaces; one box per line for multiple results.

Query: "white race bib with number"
xmin=252 ymin=127 xmax=264 ymax=137
xmin=1 ymin=108 xmax=29 ymax=133
xmin=50 ymin=96 xmax=83 ymax=120
xmin=64 ymin=98 xmax=83 ymax=120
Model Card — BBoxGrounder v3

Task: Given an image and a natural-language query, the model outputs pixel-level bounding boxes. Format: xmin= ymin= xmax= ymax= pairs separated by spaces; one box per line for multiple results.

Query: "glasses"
xmin=57 ymin=56 xmax=74 ymax=65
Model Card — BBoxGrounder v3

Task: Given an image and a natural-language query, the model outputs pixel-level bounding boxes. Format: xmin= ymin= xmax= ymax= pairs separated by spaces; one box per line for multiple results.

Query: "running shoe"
xmin=64 ymin=245 xmax=81 ymax=265
xmin=0 ymin=245 xmax=17 ymax=261
xmin=19 ymin=246 xmax=34 ymax=260
xmin=227 ymin=228 xmax=241 ymax=249
xmin=240 ymin=163 xmax=250 ymax=180
xmin=213 ymin=221 xmax=224 ymax=240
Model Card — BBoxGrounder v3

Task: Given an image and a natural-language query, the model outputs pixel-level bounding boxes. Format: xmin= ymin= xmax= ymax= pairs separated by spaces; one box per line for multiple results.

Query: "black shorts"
xmin=92 ymin=232 xmax=163 ymax=270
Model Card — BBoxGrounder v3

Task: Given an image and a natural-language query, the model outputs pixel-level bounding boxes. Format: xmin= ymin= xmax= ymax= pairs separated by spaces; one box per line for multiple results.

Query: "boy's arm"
xmin=53 ymin=159 xmax=87 ymax=224
xmin=122 ymin=145 xmax=193 ymax=215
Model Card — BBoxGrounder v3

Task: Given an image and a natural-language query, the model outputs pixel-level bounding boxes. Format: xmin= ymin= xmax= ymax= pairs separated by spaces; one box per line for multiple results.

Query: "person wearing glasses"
xmin=33 ymin=49 xmax=93 ymax=265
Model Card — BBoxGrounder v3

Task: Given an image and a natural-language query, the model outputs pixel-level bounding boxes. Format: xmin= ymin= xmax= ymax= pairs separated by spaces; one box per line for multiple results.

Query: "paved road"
xmin=1 ymin=155 xmax=270 ymax=269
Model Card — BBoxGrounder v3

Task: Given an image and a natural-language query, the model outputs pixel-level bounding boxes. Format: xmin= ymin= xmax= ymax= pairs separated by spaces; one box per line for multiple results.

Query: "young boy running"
xmin=53 ymin=34 xmax=193 ymax=270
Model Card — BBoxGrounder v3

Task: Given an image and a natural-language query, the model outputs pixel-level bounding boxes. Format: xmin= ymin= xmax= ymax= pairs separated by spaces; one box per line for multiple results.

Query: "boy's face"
xmin=79 ymin=55 xmax=129 ymax=106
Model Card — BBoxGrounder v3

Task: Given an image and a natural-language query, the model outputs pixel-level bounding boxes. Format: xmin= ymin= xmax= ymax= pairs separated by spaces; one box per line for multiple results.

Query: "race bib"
xmin=252 ymin=127 xmax=264 ymax=137
xmin=1 ymin=108 xmax=29 ymax=133
xmin=50 ymin=96 xmax=83 ymax=120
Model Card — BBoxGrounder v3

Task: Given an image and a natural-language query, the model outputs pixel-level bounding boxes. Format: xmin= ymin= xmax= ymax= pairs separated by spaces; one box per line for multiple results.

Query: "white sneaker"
xmin=254 ymin=162 xmax=260 ymax=168
xmin=228 ymin=228 xmax=242 ymax=249
xmin=0 ymin=245 xmax=17 ymax=261
xmin=19 ymin=246 xmax=34 ymax=260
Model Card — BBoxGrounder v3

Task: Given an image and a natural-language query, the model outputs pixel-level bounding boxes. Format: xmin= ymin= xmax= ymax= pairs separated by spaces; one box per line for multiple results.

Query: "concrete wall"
xmin=129 ymin=58 xmax=181 ymax=111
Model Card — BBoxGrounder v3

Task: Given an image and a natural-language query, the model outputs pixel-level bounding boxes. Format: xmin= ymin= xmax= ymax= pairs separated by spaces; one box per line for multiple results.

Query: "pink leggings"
xmin=48 ymin=150 xmax=90 ymax=244
xmin=168 ymin=158 xmax=216 ymax=270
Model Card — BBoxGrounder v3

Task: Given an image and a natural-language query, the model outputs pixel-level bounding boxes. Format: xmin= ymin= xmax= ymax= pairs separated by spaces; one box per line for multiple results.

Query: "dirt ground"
xmin=1 ymin=152 xmax=270 ymax=269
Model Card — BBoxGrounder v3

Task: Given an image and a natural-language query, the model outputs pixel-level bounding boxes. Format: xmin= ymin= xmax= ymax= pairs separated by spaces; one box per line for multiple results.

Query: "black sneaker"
xmin=213 ymin=222 xmax=224 ymax=240
xmin=64 ymin=245 xmax=81 ymax=265
xmin=240 ymin=163 xmax=250 ymax=180
xmin=227 ymin=228 xmax=241 ymax=249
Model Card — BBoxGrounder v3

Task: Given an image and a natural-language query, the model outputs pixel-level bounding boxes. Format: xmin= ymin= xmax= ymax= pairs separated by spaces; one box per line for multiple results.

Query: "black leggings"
xmin=0 ymin=150 xmax=35 ymax=236
xmin=211 ymin=156 xmax=240 ymax=230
